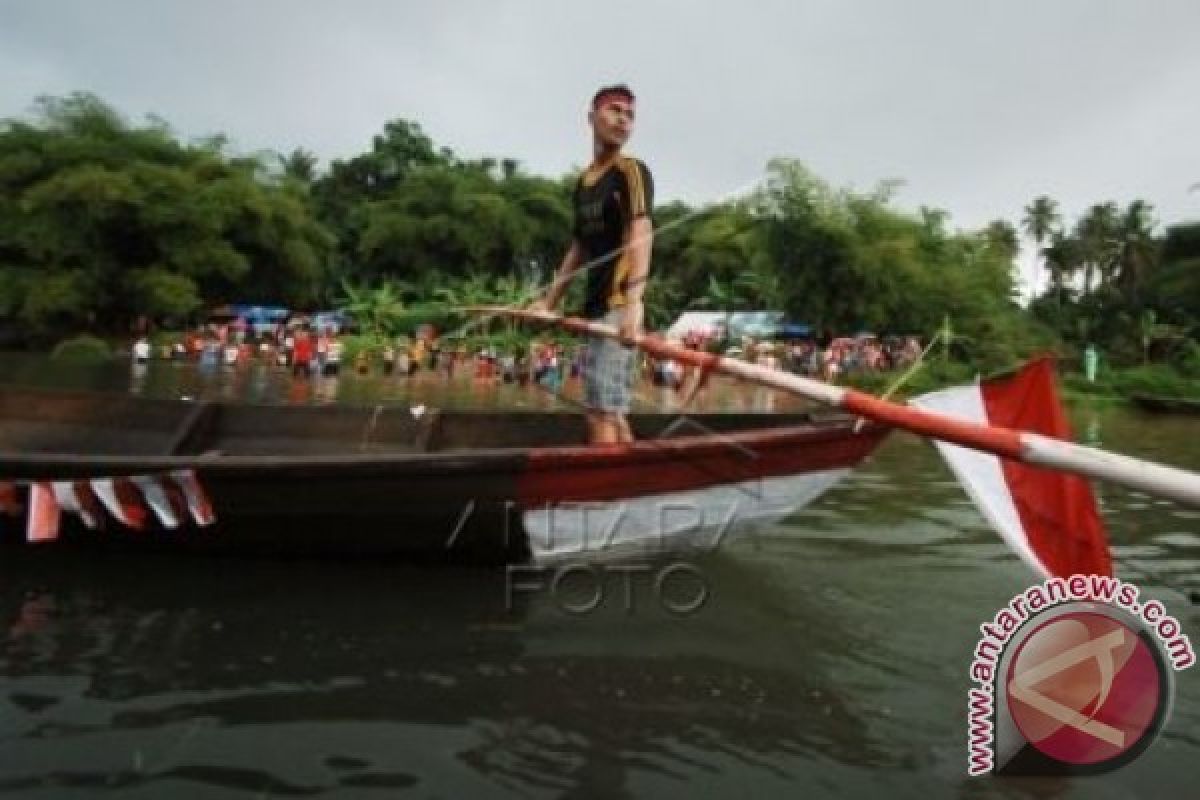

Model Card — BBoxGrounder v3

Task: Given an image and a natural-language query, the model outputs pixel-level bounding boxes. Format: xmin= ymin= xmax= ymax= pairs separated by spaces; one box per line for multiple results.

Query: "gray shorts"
xmin=584 ymin=308 xmax=635 ymax=413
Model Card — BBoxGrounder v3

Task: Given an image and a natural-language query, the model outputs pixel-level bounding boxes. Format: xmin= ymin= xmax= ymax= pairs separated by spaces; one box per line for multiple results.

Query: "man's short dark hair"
xmin=592 ymin=84 xmax=635 ymax=109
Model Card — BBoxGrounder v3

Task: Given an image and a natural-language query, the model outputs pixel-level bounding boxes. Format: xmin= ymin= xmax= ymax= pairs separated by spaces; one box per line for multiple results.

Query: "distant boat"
xmin=1130 ymin=392 xmax=1200 ymax=416
xmin=0 ymin=387 xmax=887 ymax=563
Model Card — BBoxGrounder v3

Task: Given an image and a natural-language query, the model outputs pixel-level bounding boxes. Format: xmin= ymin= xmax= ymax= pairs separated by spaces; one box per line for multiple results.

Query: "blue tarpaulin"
xmin=228 ymin=305 xmax=289 ymax=323
xmin=776 ymin=323 xmax=813 ymax=338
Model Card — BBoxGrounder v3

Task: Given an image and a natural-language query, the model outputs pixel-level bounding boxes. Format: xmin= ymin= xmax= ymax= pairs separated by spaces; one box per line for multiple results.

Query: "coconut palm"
xmin=1074 ymin=202 xmax=1120 ymax=293
xmin=1116 ymin=199 xmax=1156 ymax=307
xmin=984 ymin=219 xmax=1020 ymax=261
xmin=1022 ymin=195 xmax=1060 ymax=293
xmin=1041 ymin=231 xmax=1081 ymax=317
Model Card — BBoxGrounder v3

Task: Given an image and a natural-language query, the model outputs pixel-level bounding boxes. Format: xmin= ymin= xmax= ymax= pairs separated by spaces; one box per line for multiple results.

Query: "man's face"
xmin=589 ymin=98 xmax=635 ymax=149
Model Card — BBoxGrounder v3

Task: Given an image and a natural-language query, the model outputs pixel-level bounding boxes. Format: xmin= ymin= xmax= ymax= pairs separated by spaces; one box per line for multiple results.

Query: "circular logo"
xmin=1005 ymin=609 xmax=1168 ymax=768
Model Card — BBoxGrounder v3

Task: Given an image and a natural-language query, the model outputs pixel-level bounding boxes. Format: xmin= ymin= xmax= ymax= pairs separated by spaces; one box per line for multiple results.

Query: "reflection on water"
xmin=1 ymin=356 xmax=1198 ymax=797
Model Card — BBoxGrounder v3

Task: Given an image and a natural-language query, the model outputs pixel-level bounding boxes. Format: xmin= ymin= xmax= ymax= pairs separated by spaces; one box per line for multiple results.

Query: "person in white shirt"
xmin=132 ymin=337 xmax=151 ymax=364
xmin=325 ymin=336 xmax=343 ymax=376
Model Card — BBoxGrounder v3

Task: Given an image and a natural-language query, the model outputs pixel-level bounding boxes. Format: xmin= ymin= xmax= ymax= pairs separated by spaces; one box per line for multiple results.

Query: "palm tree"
xmin=1075 ymin=202 xmax=1120 ymax=293
xmin=984 ymin=220 xmax=1020 ymax=261
xmin=1041 ymin=231 xmax=1081 ymax=319
xmin=1116 ymin=199 xmax=1156 ymax=308
xmin=1022 ymin=195 xmax=1060 ymax=294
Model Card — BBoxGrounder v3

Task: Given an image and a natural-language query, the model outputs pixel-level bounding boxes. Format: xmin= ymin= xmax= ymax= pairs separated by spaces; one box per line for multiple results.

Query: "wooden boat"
xmin=1130 ymin=392 xmax=1200 ymax=416
xmin=0 ymin=387 xmax=888 ymax=563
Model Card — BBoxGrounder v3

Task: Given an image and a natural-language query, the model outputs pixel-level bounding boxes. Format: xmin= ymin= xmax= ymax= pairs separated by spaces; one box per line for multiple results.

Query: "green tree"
xmin=0 ymin=92 xmax=333 ymax=339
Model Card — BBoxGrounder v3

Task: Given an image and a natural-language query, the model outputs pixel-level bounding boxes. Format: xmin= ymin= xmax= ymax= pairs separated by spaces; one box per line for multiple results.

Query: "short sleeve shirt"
xmin=572 ymin=155 xmax=654 ymax=318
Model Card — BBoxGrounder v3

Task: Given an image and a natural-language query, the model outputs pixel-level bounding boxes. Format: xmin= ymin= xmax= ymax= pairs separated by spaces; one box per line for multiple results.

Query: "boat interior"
xmin=0 ymin=387 xmax=833 ymax=457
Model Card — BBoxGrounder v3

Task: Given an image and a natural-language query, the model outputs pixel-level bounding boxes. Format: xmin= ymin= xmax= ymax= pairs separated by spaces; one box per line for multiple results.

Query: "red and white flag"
xmin=52 ymin=482 xmax=101 ymax=529
xmin=27 ymin=483 xmax=61 ymax=542
xmin=131 ymin=476 xmax=181 ymax=529
xmin=911 ymin=357 xmax=1112 ymax=579
xmin=170 ymin=470 xmax=215 ymax=526
xmin=91 ymin=478 xmax=148 ymax=530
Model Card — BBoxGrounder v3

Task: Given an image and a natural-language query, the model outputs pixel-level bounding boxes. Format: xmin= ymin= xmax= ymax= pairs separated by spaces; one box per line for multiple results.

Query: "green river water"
xmin=0 ymin=356 xmax=1196 ymax=798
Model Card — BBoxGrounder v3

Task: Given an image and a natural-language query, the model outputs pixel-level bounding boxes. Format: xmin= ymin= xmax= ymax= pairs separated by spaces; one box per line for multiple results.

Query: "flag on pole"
xmin=911 ymin=357 xmax=1112 ymax=578
xmin=27 ymin=483 xmax=60 ymax=542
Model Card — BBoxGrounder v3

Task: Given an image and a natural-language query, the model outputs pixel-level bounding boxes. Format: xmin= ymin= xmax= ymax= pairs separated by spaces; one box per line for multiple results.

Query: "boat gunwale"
xmin=0 ymin=419 xmax=889 ymax=480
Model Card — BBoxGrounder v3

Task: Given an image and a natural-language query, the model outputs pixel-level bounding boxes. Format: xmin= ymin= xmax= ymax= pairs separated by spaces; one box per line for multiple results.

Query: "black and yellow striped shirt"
xmin=573 ymin=155 xmax=654 ymax=318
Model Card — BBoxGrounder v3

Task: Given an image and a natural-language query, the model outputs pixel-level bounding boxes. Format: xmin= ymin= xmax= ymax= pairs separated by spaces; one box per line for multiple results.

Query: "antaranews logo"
xmin=967 ymin=575 xmax=1195 ymax=776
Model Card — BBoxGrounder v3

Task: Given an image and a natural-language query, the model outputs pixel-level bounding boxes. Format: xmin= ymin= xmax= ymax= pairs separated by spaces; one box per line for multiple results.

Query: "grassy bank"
xmin=843 ymin=360 xmax=1200 ymax=407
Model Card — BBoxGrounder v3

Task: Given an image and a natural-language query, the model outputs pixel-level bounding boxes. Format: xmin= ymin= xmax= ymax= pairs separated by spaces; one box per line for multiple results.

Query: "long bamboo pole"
xmin=470 ymin=307 xmax=1200 ymax=509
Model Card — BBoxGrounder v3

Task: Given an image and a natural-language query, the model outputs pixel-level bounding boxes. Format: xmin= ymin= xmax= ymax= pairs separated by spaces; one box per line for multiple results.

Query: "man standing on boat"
xmin=529 ymin=84 xmax=654 ymax=445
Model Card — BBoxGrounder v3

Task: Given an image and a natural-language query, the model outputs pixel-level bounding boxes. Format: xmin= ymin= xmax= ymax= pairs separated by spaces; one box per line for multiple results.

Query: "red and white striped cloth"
xmin=0 ymin=471 xmax=215 ymax=543
xmin=132 ymin=475 xmax=183 ymax=529
xmin=911 ymin=357 xmax=1112 ymax=578
xmin=52 ymin=482 xmax=103 ymax=529
xmin=171 ymin=470 xmax=216 ymax=526
xmin=91 ymin=478 xmax=149 ymax=530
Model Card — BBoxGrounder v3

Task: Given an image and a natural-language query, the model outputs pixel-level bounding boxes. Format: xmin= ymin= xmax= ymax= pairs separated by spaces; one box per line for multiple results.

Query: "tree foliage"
xmin=0 ymin=93 xmax=333 ymax=339
xmin=0 ymin=92 xmax=1193 ymax=375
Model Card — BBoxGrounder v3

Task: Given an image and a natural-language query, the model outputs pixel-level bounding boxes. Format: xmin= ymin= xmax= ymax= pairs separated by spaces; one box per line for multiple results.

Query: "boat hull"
xmin=0 ymin=389 xmax=888 ymax=562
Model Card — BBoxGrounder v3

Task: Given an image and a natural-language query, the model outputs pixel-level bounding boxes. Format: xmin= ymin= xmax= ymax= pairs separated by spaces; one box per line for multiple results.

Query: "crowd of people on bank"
xmin=132 ymin=321 xmax=349 ymax=377
xmin=647 ymin=331 xmax=924 ymax=388
xmin=131 ymin=318 xmax=923 ymax=393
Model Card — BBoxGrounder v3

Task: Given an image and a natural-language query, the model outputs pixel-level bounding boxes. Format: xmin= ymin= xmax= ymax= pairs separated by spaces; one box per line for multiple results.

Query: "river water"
xmin=1 ymin=357 xmax=1197 ymax=798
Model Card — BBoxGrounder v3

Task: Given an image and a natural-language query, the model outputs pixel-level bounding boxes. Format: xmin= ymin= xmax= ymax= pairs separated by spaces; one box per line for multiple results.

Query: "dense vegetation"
xmin=1 ymin=92 xmax=1196 ymax=388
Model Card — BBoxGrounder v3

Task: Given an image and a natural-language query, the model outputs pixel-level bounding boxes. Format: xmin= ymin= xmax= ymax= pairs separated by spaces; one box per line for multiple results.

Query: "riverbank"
xmin=842 ymin=359 xmax=1200 ymax=410
xmin=30 ymin=333 xmax=1200 ymax=413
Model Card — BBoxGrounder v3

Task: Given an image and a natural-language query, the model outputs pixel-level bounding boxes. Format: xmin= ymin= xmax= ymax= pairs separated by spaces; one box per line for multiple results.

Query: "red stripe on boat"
xmin=518 ymin=424 xmax=884 ymax=507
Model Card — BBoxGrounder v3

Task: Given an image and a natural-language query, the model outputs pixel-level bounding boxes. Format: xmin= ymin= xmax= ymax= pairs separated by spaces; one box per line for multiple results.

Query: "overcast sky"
xmin=2 ymin=0 xmax=1198 ymax=293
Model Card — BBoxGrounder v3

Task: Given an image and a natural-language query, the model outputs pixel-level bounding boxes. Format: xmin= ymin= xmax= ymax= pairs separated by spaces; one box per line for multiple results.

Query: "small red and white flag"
xmin=27 ymin=483 xmax=61 ymax=543
xmin=911 ymin=357 xmax=1112 ymax=579
xmin=132 ymin=476 xmax=181 ymax=529
xmin=91 ymin=478 xmax=149 ymax=530
xmin=170 ymin=470 xmax=215 ymax=526
xmin=52 ymin=481 xmax=101 ymax=530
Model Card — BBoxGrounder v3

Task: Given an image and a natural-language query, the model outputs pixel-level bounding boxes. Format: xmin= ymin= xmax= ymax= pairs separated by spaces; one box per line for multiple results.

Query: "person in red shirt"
xmin=292 ymin=329 xmax=315 ymax=378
